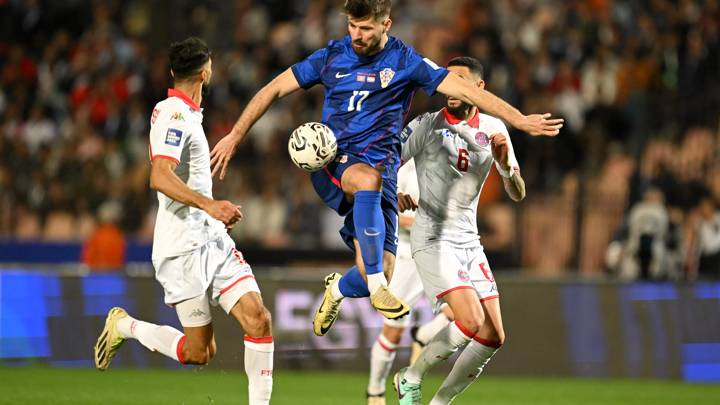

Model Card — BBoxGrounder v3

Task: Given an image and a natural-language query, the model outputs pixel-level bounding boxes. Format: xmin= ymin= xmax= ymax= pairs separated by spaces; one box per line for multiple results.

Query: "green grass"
xmin=0 ymin=366 xmax=718 ymax=404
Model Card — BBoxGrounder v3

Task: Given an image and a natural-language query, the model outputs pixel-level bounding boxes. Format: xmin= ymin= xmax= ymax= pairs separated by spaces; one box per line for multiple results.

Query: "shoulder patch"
xmin=151 ymin=108 xmax=160 ymax=124
xmin=165 ymin=128 xmax=183 ymax=146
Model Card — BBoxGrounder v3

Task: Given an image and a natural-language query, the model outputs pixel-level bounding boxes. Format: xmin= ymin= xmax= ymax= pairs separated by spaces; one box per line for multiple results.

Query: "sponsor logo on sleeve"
xmin=151 ymin=108 xmax=160 ymax=124
xmin=165 ymin=128 xmax=183 ymax=146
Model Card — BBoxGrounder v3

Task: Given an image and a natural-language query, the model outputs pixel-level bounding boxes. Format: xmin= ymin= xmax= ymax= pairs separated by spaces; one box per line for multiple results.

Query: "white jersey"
xmin=149 ymin=89 xmax=225 ymax=259
xmin=396 ymin=158 xmax=419 ymax=259
xmin=401 ymin=108 xmax=519 ymax=254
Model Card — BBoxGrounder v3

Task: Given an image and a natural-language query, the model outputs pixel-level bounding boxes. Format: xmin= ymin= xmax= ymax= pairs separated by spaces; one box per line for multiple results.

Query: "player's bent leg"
xmin=402 ymin=289 xmax=482 ymax=386
xmin=229 ymin=292 xmax=273 ymax=405
xmin=342 ymin=163 xmax=388 ymax=295
xmin=176 ymin=294 xmax=215 ymax=365
xmin=430 ymin=298 xmax=504 ymax=405
xmin=410 ymin=305 xmax=453 ymax=365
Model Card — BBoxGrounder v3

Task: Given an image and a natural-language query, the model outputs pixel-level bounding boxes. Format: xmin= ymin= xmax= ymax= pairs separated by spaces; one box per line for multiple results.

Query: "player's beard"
xmin=353 ymin=36 xmax=382 ymax=56
xmin=446 ymin=99 xmax=472 ymax=117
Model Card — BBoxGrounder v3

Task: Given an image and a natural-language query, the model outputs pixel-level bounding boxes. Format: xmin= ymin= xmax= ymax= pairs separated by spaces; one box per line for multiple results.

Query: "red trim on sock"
xmin=436 ymin=285 xmax=474 ymax=299
xmin=219 ymin=274 xmax=255 ymax=295
xmin=244 ymin=335 xmax=273 ymax=344
xmin=176 ymin=335 xmax=187 ymax=364
xmin=480 ymin=295 xmax=499 ymax=302
xmin=454 ymin=320 xmax=476 ymax=339
xmin=377 ymin=338 xmax=396 ymax=353
xmin=473 ymin=335 xmax=502 ymax=348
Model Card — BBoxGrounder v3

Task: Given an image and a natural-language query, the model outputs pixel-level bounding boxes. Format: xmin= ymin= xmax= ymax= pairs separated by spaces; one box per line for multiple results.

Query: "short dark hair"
xmin=169 ymin=37 xmax=211 ymax=81
xmin=448 ymin=56 xmax=484 ymax=79
xmin=343 ymin=0 xmax=392 ymax=20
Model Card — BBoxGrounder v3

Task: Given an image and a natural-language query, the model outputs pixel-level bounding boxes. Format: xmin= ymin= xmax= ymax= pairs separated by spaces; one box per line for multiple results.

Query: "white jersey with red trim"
xmin=148 ymin=89 xmax=225 ymax=258
xmin=401 ymin=108 xmax=519 ymax=254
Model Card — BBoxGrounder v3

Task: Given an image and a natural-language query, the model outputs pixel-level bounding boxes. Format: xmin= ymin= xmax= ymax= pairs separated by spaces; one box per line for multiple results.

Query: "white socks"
xmin=367 ymin=272 xmax=388 ymax=295
xmin=116 ymin=316 xmax=185 ymax=362
xmin=415 ymin=312 xmax=451 ymax=344
xmin=367 ymin=334 xmax=397 ymax=395
xmin=405 ymin=321 xmax=474 ymax=384
xmin=430 ymin=339 xmax=499 ymax=404
xmin=330 ymin=277 xmax=345 ymax=300
xmin=244 ymin=336 xmax=274 ymax=405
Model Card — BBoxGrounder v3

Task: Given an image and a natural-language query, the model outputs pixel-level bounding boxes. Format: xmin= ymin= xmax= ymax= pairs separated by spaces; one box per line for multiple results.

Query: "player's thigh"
xmin=341 ymin=162 xmax=382 ymax=194
xmin=478 ymin=297 xmax=504 ymax=345
xmin=175 ymin=294 xmax=215 ymax=352
xmin=414 ymin=245 xmax=476 ymax=312
xmin=442 ymin=288 xmax=485 ymax=333
xmin=229 ymin=291 xmax=272 ymax=336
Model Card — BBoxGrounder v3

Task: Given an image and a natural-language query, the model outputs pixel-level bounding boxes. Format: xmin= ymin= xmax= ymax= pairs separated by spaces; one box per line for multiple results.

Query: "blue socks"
xmin=353 ymin=191 xmax=385 ymax=276
xmin=338 ymin=266 xmax=370 ymax=298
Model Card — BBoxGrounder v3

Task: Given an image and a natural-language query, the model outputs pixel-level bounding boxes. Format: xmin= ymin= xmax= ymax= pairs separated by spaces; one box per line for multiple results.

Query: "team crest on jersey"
xmin=458 ymin=269 xmax=470 ymax=283
xmin=475 ymin=132 xmax=489 ymax=146
xmin=170 ymin=111 xmax=185 ymax=121
xmin=379 ymin=68 xmax=395 ymax=88
xmin=165 ymin=128 xmax=183 ymax=146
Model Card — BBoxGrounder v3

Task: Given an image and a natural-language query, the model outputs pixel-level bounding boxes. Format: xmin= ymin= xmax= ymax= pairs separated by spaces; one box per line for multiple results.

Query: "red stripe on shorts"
xmin=219 ymin=275 xmax=255 ymax=295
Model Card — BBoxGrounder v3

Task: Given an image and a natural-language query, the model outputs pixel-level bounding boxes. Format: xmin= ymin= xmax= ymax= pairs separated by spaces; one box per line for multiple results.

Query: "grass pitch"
xmin=0 ymin=366 xmax=718 ymax=404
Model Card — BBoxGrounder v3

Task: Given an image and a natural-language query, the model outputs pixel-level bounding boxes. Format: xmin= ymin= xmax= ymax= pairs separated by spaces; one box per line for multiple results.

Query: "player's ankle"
xmin=367 ymin=273 xmax=387 ymax=295
xmin=330 ymin=277 xmax=345 ymax=300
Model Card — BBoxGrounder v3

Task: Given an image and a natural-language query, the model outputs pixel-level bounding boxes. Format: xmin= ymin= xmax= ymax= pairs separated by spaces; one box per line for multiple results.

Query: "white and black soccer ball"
xmin=288 ymin=122 xmax=337 ymax=172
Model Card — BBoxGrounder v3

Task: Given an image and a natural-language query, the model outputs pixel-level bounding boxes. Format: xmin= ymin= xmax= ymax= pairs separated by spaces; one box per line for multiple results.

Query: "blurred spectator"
xmin=619 ymin=188 xmax=670 ymax=280
xmin=688 ymin=197 xmax=720 ymax=279
xmin=81 ymin=201 xmax=126 ymax=271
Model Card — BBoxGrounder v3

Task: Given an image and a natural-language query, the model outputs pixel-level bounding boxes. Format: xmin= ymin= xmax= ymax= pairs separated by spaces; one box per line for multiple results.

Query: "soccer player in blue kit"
xmin=211 ymin=0 xmax=563 ymax=336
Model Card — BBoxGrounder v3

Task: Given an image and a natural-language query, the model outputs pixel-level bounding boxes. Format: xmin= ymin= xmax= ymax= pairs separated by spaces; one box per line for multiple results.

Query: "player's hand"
xmin=204 ymin=200 xmax=243 ymax=226
xmin=489 ymin=133 xmax=510 ymax=168
xmin=210 ymin=134 xmax=241 ymax=180
xmin=517 ymin=113 xmax=564 ymax=136
xmin=398 ymin=192 xmax=418 ymax=212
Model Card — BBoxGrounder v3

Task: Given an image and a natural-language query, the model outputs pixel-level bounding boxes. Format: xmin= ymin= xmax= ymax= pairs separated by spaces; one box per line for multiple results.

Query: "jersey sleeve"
xmin=397 ymin=158 xmax=419 ymax=220
xmin=401 ymin=113 xmax=433 ymax=162
xmin=291 ymin=46 xmax=328 ymax=89
xmin=406 ymin=48 xmax=449 ymax=95
xmin=491 ymin=121 xmax=520 ymax=177
xmin=149 ymin=107 xmax=189 ymax=164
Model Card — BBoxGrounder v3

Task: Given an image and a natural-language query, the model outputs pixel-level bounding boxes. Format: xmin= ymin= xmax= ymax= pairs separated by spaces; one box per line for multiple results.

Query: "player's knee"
xmin=456 ymin=318 xmax=481 ymax=336
xmin=183 ymin=346 xmax=210 ymax=365
xmin=495 ymin=330 xmax=506 ymax=347
xmin=243 ymin=306 xmax=272 ymax=336
xmin=348 ymin=167 xmax=382 ymax=192
xmin=208 ymin=340 xmax=217 ymax=360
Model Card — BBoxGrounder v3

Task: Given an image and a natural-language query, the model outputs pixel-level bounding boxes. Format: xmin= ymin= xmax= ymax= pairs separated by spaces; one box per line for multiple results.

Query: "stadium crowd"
xmin=0 ymin=0 xmax=718 ymax=277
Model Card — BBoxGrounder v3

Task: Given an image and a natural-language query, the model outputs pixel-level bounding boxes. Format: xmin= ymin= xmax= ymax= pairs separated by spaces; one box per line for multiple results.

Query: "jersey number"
xmin=457 ymin=148 xmax=469 ymax=172
xmin=348 ymin=90 xmax=370 ymax=112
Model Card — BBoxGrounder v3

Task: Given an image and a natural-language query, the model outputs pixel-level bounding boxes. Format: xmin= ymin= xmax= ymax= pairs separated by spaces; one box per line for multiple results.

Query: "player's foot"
xmin=409 ymin=326 xmax=425 ymax=365
xmin=370 ymin=285 xmax=410 ymax=320
xmin=393 ymin=367 xmax=421 ymax=405
xmin=94 ymin=307 xmax=128 ymax=371
xmin=313 ymin=272 xmax=343 ymax=336
xmin=367 ymin=392 xmax=386 ymax=405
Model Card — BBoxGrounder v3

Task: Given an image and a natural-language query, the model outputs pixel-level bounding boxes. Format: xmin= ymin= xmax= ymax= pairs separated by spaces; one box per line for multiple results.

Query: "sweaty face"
xmin=446 ymin=65 xmax=480 ymax=116
xmin=347 ymin=16 xmax=388 ymax=56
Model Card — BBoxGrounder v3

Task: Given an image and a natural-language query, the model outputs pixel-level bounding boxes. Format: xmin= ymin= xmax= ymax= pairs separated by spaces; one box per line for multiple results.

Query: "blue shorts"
xmin=310 ymin=152 xmax=399 ymax=256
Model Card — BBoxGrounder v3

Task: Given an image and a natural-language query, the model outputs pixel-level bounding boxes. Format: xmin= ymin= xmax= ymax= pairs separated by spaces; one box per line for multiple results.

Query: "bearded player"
xmin=210 ymin=0 xmax=562 ymax=337
xmin=393 ymin=56 xmax=527 ymax=405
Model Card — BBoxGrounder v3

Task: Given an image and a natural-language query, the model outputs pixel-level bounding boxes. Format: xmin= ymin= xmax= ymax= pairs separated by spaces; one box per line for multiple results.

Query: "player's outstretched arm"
xmin=435 ymin=73 xmax=564 ymax=137
xmin=210 ymin=68 xmax=302 ymax=180
xmin=489 ymin=134 xmax=526 ymax=201
xmin=150 ymin=158 xmax=242 ymax=226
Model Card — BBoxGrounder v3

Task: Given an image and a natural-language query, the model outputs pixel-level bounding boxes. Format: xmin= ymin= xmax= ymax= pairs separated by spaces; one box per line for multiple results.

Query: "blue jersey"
xmin=291 ymin=36 xmax=449 ymax=174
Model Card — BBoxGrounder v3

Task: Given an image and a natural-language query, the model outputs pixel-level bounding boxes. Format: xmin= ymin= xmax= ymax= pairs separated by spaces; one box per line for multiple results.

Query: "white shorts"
xmin=153 ymin=233 xmax=260 ymax=315
xmin=385 ymin=252 xmax=425 ymax=328
xmin=413 ymin=244 xmax=499 ymax=312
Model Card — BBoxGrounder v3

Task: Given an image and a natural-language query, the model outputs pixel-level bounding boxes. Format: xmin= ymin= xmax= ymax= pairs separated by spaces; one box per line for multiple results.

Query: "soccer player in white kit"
xmin=393 ymin=56 xmax=530 ymax=405
xmin=366 ymin=159 xmax=453 ymax=405
xmin=93 ymin=37 xmax=273 ymax=405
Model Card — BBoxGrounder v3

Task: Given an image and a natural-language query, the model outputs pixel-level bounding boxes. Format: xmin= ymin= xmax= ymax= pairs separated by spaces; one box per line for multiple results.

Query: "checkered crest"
xmin=379 ymin=68 xmax=395 ymax=88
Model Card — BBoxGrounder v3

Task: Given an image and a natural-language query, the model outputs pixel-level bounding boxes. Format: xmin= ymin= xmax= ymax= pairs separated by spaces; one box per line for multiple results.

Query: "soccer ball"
xmin=288 ymin=122 xmax=337 ymax=172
